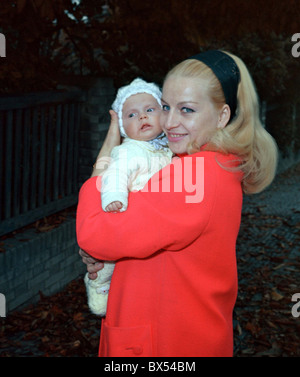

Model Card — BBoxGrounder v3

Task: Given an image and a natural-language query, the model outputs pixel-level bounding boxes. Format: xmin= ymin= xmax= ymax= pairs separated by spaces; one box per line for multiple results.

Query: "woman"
xmin=77 ymin=50 xmax=278 ymax=357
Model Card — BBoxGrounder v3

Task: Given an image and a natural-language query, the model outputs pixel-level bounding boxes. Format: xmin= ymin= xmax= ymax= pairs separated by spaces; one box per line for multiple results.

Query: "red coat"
xmin=76 ymin=151 xmax=243 ymax=357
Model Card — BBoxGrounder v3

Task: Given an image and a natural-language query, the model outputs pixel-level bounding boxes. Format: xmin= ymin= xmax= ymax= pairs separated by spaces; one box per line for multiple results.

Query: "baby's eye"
xmin=181 ymin=107 xmax=195 ymax=113
xmin=147 ymin=108 xmax=155 ymax=113
xmin=162 ymin=105 xmax=170 ymax=111
xmin=129 ymin=112 xmax=137 ymax=118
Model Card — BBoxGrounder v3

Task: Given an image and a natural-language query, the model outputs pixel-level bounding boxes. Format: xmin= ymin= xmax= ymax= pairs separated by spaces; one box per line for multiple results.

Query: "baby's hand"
xmin=105 ymin=201 xmax=123 ymax=212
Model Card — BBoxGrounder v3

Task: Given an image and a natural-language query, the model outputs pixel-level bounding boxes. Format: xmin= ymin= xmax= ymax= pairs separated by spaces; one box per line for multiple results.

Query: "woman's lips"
xmin=167 ymin=132 xmax=187 ymax=142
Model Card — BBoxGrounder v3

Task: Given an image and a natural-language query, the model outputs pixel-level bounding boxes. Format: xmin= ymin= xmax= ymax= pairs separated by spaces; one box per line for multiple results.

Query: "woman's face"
xmin=160 ymin=76 xmax=224 ymax=155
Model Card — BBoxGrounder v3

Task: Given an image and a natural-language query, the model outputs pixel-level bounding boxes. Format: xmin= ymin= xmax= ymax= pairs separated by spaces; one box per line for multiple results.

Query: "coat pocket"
xmin=99 ymin=320 xmax=153 ymax=357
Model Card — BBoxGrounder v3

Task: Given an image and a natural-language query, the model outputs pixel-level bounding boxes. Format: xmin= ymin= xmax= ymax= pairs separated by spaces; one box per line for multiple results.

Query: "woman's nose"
xmin=162 ymin=110 xmax=179 ymax=130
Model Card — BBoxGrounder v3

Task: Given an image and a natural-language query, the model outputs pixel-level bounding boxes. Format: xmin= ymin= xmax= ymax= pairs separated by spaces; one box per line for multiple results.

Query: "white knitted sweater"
xmin=101 ymin=138 xmax=173 ymax=211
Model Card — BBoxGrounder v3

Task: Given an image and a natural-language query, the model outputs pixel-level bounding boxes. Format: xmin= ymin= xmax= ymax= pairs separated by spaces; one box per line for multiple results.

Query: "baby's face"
xmin=122 ymin=93 xmax=162 ymax=141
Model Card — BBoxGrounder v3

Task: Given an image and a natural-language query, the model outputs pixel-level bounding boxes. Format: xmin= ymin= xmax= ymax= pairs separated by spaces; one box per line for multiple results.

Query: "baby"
xmin=85 ymin=78 xmax=173 ymax=316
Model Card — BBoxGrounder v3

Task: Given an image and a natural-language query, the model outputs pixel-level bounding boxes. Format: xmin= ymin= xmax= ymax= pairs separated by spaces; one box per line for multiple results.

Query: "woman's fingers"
xmin=79 ymin=249 xmax=104 ymax=271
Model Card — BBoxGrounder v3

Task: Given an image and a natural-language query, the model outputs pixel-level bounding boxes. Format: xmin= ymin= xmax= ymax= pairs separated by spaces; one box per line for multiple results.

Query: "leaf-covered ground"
xmin=1 ymin=163 xmax=300 ymax=357
xmin=234 ymin=210 xmax=300 ymax=356
xmin=234 ymin=162 xmax=300 ymax=356
xmin=0 ymin=277 xmax=100 ymax=357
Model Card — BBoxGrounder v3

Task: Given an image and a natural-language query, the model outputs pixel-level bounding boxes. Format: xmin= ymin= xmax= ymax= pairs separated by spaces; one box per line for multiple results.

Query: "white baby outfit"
xmin=101 ymin=138 xmax=172 ymax=211
xmin=85 ymin=78 xmax=172 ymax=316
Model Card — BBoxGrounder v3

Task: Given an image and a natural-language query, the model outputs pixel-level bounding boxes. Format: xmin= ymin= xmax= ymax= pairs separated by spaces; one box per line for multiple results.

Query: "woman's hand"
xmin=91 ymin=110 xmax=121 ymax=177
xmin=79 ymin=249 xmax=104 ymax=280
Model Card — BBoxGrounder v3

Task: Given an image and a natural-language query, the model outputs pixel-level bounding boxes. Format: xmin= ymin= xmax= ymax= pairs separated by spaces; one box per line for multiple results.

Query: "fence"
xmin=0 ymin=79 xmax=115 ymax=312
xmin=0 ymin=89 xmax=86 ymax=237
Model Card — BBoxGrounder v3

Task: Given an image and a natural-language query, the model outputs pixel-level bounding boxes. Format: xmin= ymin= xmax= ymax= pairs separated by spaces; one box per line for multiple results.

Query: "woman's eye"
xmin=162 ymin=105 xmax=170 ymax=111
xmin=181 ymin=107 xmax=194 ymax=113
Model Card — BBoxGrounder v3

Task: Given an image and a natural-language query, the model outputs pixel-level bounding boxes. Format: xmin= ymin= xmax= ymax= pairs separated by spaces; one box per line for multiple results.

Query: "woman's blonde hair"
xmin=164 ymin=51 xmax=278 ymax=194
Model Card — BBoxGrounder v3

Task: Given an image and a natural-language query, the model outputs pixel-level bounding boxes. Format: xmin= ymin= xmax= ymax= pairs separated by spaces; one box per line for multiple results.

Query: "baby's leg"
xmin=84 ymin=261 xmax=115 ymax=316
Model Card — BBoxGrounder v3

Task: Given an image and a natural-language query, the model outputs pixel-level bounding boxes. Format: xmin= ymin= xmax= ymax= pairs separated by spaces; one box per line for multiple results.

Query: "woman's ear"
xmin=217 ymin=104 xmax=230 ymax=129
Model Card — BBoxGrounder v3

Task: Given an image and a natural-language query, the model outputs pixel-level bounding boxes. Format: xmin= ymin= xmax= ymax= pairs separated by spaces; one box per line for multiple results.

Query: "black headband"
xmin=188 ymin=50 xmax=240 ymax=121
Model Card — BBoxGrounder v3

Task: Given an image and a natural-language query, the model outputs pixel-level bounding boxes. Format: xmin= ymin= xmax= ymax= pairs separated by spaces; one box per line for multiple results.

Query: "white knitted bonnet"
xmin=111 ymin=78 xmax=162 ymax=137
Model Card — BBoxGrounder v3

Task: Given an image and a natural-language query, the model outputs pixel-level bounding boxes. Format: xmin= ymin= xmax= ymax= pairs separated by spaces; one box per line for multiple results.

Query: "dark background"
xmin=0 ymin=0 xmax=298 ymax=97
xmin=1 ymin=0 xmax=300 ymax=155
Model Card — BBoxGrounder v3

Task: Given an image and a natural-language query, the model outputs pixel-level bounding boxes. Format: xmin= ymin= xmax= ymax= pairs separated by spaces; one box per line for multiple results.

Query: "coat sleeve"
xmin=76 ymin=154 xmax=216 ymax=261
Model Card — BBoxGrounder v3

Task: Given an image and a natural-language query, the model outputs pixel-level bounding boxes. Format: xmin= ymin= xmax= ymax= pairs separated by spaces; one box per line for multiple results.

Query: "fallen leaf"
xmin=271 ymin=289 xmax=284 ymax=301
